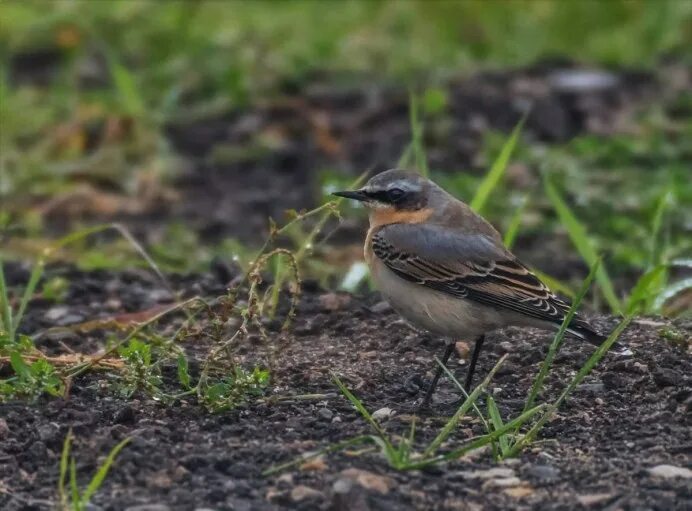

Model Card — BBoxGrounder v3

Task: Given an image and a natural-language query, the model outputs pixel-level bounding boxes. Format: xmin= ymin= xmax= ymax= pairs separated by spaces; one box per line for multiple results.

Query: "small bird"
xmin=334 ymin=169 xmax=608 ymax=409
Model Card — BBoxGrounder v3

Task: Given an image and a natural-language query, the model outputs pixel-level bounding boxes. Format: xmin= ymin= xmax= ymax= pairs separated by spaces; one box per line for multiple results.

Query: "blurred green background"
xmin=0 ymin=0 xmax=691 ymax=315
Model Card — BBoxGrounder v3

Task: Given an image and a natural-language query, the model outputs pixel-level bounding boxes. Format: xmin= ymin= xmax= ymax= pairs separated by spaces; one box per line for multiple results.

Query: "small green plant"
xmin=58 ymin=430 xmax=130 ymax=511
xmin=200 ymin=366 xmax=270 ymax=412
xmin=264 ymin=357 xmax=546 ymax=474
xmin=117 ymin=338 xmax=163 ymax=398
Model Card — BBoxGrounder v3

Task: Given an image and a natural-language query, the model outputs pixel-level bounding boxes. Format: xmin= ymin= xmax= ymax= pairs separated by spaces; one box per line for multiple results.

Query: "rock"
xmin=483 ymin=477 xmax=522 ymax=488
xmin=371 ymin=407 xmax=394 ymax=421
xmin=455 ymin=341 xmax=470 ymax=359
xmin=524 ymin=464 xmax=561 ymax=482
xmin=45 ymin=305 xmax=70 ymax=322
xmin=317 ymin=408 xmax=333 ymax=421
xmin=277 ymin=473 xmax=294 ymax=486
xmin=653 ymin=368 xmax=681 ymax=388
xmin=332 ymin=477 xmax=370 ymax=511
xmin=647 ymin=464 xmax=692 ymax=479
xmin=319 ymin=292 xmax=351 ymax=311
xmin=339 ymin=468 xmax=394 ymax=494
xmin=459 ymin=467 xmax=515 ymax=480
xmin=548 ymin=69 xmax=618 ymax=94
xmin=577 ymin=493 xmax=615 ymax=506
xmin=290 ymin=485 xmax=324 ymax=502
xmin=0 ymin=418 xmax=10 ymax=439
xmin=300 ymin=456 xmax=328 ymax=472
xmin=504 ymin=486 xmax=534 ymax=498
xmin=149 ymin=289 xmax=174 ymax=303
xmin=125 ymin=506 xmax=171 ymax=511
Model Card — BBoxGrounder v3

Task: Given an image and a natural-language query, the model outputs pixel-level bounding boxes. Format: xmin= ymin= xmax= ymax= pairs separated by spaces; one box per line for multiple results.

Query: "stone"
xmin=339 ymin=468 xmax=394 ymax=494
xmin=483 ymin=477 xmax=522 ymax=488
xmin=124 ymin=506 xmax=171 ymax=511
xmin=576 ymin=493 xmax=615 ymax=506
xmin=455 ymin=341 xmax=470 ymax=359
xmin=647 ymin=464 xmax=692 ymax=479
xmin=371 ymin=407 xmax=394 ymax=421
xmin=0 ymin=418 xmax=10 ymax=439
xmin=317 ymin=408 xmax=333 ymax=420
xmin=525 ymin=464 xmax=561 ymax=482
xmin=459 ymin=467 xmax=515 ymax=480
xmin=504 ymin=486 xmax=534 ymax=498
xmin=300 ymin=456 xmax=328 ymax=472
xmin=290 ymin=485 xmax=324 ymax=502
xmin=319 ymin=292 xmax=351 ymax=311
xmin=332 ymin=477 xmax=370 ymax=511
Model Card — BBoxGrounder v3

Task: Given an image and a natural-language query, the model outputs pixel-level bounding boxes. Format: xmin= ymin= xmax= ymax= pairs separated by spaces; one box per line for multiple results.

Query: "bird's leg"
xmin=419 ymin=342 xmax=455 ymax=410
xmin=464 ymin=335 xmax=485 ymax=390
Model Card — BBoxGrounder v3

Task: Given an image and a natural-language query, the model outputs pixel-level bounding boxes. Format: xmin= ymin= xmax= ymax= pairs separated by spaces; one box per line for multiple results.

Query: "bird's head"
xmin=332 ymin=169 xmax=435 ymax=217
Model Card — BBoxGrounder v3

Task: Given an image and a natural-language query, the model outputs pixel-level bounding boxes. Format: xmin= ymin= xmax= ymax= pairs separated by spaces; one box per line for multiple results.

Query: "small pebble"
xmin=647 ymin=465 xmax=692 ymax=479
xmin=317 ymin=408 xmax=333 ymax=421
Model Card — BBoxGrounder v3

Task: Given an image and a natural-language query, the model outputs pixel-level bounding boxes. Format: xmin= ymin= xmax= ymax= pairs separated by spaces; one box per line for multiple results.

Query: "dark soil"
xmin=1 ymin=266 xmax=691 ymax=511
xmin=164 ymin=62 xmax=666 ymax=244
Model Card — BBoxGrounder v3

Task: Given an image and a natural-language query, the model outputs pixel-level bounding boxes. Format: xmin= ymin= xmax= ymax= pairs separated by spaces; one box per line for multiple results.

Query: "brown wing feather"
xmin=371 ymin=229 xmax=573 ymax=325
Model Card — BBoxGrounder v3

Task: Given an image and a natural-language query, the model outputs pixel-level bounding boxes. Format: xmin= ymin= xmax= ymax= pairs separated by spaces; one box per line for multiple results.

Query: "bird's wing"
xmin=371 ymin=223 xmax=573 ymax=325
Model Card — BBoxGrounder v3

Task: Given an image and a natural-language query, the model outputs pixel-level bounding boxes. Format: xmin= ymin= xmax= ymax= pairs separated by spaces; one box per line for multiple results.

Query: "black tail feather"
xmin=567 ymin=318 xmax=623 ymax=350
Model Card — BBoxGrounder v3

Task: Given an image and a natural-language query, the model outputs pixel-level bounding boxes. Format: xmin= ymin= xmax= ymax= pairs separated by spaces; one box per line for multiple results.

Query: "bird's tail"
xmin=567 ymin=317 xmax=626 ymax=352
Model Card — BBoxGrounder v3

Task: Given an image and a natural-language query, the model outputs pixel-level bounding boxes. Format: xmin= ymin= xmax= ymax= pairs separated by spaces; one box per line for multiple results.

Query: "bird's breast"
xmin=368 ymin=257 xmax=505 ymax=339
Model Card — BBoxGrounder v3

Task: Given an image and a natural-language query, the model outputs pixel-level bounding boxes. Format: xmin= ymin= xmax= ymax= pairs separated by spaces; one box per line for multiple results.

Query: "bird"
xmin=333 ymin=169 xmax=609 ymax=409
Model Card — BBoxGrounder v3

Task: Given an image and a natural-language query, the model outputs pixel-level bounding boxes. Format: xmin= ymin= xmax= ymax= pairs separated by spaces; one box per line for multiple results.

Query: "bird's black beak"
xmin=332 ymin=189 xmax=370 ymax=202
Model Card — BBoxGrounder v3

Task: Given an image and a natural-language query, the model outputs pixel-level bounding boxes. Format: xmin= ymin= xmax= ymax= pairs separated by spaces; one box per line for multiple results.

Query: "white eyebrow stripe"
xmin=387 ymin=180 xmax=421 ymax=192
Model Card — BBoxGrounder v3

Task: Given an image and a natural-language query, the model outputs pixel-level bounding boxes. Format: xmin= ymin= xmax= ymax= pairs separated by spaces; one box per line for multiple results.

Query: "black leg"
xmin=464 ymin=335 xmax=485 ymax=390
xmin=419 ymin=343 xmax=455 ymax=410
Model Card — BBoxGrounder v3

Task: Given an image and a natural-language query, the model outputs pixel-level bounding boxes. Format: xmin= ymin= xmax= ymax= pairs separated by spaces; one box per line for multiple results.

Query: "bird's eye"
xmin=387 ymin=188 xmax=406 ymax=202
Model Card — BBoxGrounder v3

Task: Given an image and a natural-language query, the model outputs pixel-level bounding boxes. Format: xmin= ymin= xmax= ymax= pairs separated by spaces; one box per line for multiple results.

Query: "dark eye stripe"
xmin=367 ymin=189 xmax=406 ymax=204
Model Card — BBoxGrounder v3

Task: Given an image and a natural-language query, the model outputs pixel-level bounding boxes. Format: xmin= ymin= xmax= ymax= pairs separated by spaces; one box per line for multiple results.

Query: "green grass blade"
xmin=508 ymin=314 xmax=633 ymax=457
xmin=409 ymin=92 xmax=429 ymax=177
xmin=435 ymin=356 xmax=492 ymax=434
xmin=108 ymin=57 xmax=145 ymax=117
xmin=486 ymin=396 xmax=509 ymax=456
xmin=626 ymin=264 xmax=667 ymax=315
xmin=332 ymin=372 xmax=393 ymax=450
xmin=424 ymin=354 xmax=507 ymax=457
xmin=0 ymin=260 xmax=12 ymax=338
xmin=405 ymin=404 xmax=547 ymax=469
xmin=503 ymin=195 xmax=529 ymax=249
xmin=544 ymin=177 xmax=622 ymax=314
xmin=649 ymin=186 xmax=674 ymax=266
xmin=58 ymin=429 xmax=72 ymax=509
xmin=470 ymin=116 xmax=525 ymax=214
xmin=81 ymin=437 xmax=131 ymax=504
xmin=10 ymin=261 xmax=44 ymax=342
xmin=523 ymin=259 xmax=599 ymax=413
xmin=69 ymin=457 xmax=80 ymax=511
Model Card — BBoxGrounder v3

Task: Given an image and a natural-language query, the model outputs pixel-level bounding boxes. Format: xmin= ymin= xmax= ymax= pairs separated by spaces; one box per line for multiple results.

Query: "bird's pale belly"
xmin=370 ymin=259 xmax=506 ymax=339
